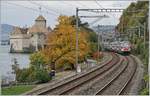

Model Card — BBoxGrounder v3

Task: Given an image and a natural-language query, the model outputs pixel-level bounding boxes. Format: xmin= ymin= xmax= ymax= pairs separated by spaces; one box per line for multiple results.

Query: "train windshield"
xmin=121 ymin=41 xmax=130 ymax=47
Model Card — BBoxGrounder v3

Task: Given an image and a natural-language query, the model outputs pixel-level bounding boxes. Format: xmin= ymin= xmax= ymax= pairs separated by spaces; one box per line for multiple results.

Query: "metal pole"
xmin=101 ymin=28 xmax=104 ymax=51
xmin=144 ymin=22 xmax=146 ymax=49
xmin=122 ymin=17 xmax=124 ymax=33
xmin=76 ymin=8 xmax=80 ymax=73
xmin=138 ymin=26 xmax=141 ymax=37
xmin=97 ymin=25 xmax=100 ymax=64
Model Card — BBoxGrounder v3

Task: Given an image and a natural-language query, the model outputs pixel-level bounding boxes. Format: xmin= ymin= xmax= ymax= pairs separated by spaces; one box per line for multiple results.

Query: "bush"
xmin=17 ymin=68 xmax=36 ymax=83
xmin=17 ymin=68 xmax=51 ymax=83
xmin=36 ymin=69 xmax=51 ymax=83
xmin=140 ymin=88 xmax=149 ymax=95
xmin=15 ymin=52 xmax=51 ymax=83
xmin=17 ymin=69 xmax=28 ymax=82
xmin=63 ymin=63 xmax=73 ymax=70
xmin=92 ymin=51 xmax=103 ymax=60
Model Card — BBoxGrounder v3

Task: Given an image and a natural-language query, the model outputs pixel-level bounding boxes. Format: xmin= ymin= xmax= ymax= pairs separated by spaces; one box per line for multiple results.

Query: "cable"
xmin=94 ymin=0 xmax=119 ymax=21
xmin=77 ymin=1 xmax=90 ymax=9
xmin=29 ymin=1 xmax=72 ymax=15
xmin=29 ymin=1 xmax=60 ymax=14
xmin=95 ymin=0 xmax=104 ymax=9
xmin=6 ymin=2 xmax=58 ymax=16
xmin=89 ymin=15 xmax=109 ymax=26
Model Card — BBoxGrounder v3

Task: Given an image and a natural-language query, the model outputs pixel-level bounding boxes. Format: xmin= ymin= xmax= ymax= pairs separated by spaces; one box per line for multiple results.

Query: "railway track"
xmin=27 ymin=52 xmax=119 ymax=95
xmin=63 ymin=55 xmax=127 ymax=95
xmin=95 ymin=55 xmax=137 ymax=95
xmin=26 ymin=53 xmax=137 ymax=95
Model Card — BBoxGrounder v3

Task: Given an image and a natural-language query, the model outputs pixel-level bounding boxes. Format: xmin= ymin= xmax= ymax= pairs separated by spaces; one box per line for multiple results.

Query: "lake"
xmin=0 ymin=45 xmax=30 ymax=77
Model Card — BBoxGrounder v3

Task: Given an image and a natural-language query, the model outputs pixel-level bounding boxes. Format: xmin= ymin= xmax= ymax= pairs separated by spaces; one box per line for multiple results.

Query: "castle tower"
xmin=35 ymin=15 xmax=46 ymax=28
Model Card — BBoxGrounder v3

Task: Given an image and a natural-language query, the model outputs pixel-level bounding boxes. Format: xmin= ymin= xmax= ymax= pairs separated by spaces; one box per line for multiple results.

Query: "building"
xmin=10 ymin=15 xmax=52 ymax=53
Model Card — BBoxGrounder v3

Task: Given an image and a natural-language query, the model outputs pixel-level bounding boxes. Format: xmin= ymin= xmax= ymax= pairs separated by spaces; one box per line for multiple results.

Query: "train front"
xmin=120 ymin=41 xmax=131 ymax=53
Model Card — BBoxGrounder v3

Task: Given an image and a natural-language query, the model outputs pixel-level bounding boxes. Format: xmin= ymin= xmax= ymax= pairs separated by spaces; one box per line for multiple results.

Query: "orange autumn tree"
xmin=42 ymin=15 xmax=89 ymax=70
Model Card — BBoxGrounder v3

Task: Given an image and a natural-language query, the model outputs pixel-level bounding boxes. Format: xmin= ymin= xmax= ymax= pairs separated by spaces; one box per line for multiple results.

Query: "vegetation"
xmin=116 ymin=1 xmax=149 ymax=95
xmin=12 ymin=52 xmax=51 ymax=83
xmin=11 ymin=58 xmax=20 ymax=81
xmin=140 ymin=88 xmax=149 ymax=95
xmin=13 ymin=15 xmax=98 ymax=84
xmin=1 ymin=85 xmax=35 ymax=95
xmin=140 ymin=74 xmax=149 ymax=95
xmin=41 ymin=15 xmax=99 ymax=71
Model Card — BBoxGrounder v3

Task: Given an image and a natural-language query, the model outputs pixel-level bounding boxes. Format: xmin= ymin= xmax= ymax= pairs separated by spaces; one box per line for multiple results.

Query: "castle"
xmin=10 ymin=15 xmax=52 ymax=53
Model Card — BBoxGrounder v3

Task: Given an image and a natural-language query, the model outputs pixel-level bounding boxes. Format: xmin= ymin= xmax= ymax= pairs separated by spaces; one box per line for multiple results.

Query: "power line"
xmin=94 ymin=0 xmax=119 ymax=20
xmin=77 ymin=1 xmax=90 ymax=9
xmin=29 ymin=1 xmax=59 ymax=15
xmin=62 ymin=1 xmax=86 ymax=9
xmin=89 ymin=15 xmax=109 ymax=26
xmin=6 ymin=2 xmax=58 ymax=16
xmin=95 ymin=0 xmax=104 ymax=9
xmin=29 ymin=1 xmax=73 ymax=15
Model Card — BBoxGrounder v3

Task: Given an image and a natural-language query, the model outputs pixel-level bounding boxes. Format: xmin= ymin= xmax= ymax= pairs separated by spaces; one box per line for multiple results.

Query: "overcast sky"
xmin=1 ymin=0 xmax=137 ymax=29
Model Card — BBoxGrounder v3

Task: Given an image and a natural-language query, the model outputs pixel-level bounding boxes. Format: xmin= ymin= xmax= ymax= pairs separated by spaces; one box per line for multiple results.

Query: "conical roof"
xmin=35 ymin=15 xmax=46 ymax=21
xmin=11 ymin=27 xmax=22 ymax=34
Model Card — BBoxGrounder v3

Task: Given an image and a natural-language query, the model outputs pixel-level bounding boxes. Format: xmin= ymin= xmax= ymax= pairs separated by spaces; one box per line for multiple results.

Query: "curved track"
xmin=28 ymin=53 xmax=119 ymax=95
xmin=26 ymin=53 xmax=137 ymax=95
xmin=95 ymin=55 xmax=137 ymax=95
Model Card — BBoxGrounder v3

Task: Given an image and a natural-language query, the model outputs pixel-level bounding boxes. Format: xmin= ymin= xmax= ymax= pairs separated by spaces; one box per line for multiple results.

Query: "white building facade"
xmin=10 ymin=15 xmax=51 ymax=53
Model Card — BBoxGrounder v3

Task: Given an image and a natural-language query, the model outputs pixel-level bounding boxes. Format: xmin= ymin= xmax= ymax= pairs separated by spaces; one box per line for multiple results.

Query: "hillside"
xmin=116 ymin=1 xmax=149 ymax=40
xmin=116 ymin=1 xmax=149 ymax=95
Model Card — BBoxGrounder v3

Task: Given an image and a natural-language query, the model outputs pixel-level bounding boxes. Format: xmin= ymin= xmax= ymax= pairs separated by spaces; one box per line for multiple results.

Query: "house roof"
xmin=11 ymin=27 xmax=28 ymax=35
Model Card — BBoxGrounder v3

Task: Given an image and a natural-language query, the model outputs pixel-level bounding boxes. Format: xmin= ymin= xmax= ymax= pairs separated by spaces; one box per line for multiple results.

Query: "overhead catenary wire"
xmin=62 ymin=1 xmax=88 ymax=9
xmin=29 ymin=1 xmax=72 ymax=15
xmin=29 ymin=1 xmax=60 ymax=15
xmin=95 ymin=0 xmax=105 ymax=9
xmin=5 ymin=2 xmax=58 ymax=16
xmin=94 ymin=0 xmax=120 ymax=20
xmin=77 ymin=1 xmax=91 ymax=9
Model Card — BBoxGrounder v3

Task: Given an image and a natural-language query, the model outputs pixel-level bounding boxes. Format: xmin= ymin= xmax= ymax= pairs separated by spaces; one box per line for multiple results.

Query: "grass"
xmin=1 ymin=85 xmax=35 ymax=95
xmin=140 ymin=88 xmax=149 ymax=95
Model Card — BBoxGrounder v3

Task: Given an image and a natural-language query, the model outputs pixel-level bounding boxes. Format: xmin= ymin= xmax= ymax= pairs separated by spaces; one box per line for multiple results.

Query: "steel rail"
xmin=117 ymin=55 xmax=137 ymax=95
xmin=60 ymin=54 xmax=124 ymax=95
xmin=37 ymin=53 xmax=119 ymax=95
xmin=95 ymin=55 xmax=137 ymax=95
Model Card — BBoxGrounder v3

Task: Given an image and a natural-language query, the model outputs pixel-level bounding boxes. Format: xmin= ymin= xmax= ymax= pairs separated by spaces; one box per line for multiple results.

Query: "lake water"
xmin=0 ymin=45 xmax=30 ymax=77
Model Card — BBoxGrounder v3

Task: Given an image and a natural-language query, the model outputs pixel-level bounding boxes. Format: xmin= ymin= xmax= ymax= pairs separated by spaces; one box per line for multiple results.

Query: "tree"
xmin=11 ymin=58 xmax=20 ymax=81
xmin=30 ymin=52 xmax=48 ymax=71
xmin=29 ymin=52 xmax=51 ymax=83
xmin=42 ymin=15 xmax=90 ymax=70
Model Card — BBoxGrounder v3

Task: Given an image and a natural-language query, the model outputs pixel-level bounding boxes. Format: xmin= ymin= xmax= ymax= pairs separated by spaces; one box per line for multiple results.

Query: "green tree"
xmin=11 ymin=58 xmax=20 ymax=81
xmin=30 ymin=52 xmax=48 ymax=70
xmin=29 ymin=52 xmax=51 ymax=83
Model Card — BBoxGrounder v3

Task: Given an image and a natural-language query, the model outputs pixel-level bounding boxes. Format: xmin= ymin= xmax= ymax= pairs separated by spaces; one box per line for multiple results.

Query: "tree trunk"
xmin=51 ymin=61 xmax=55 ymax=70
